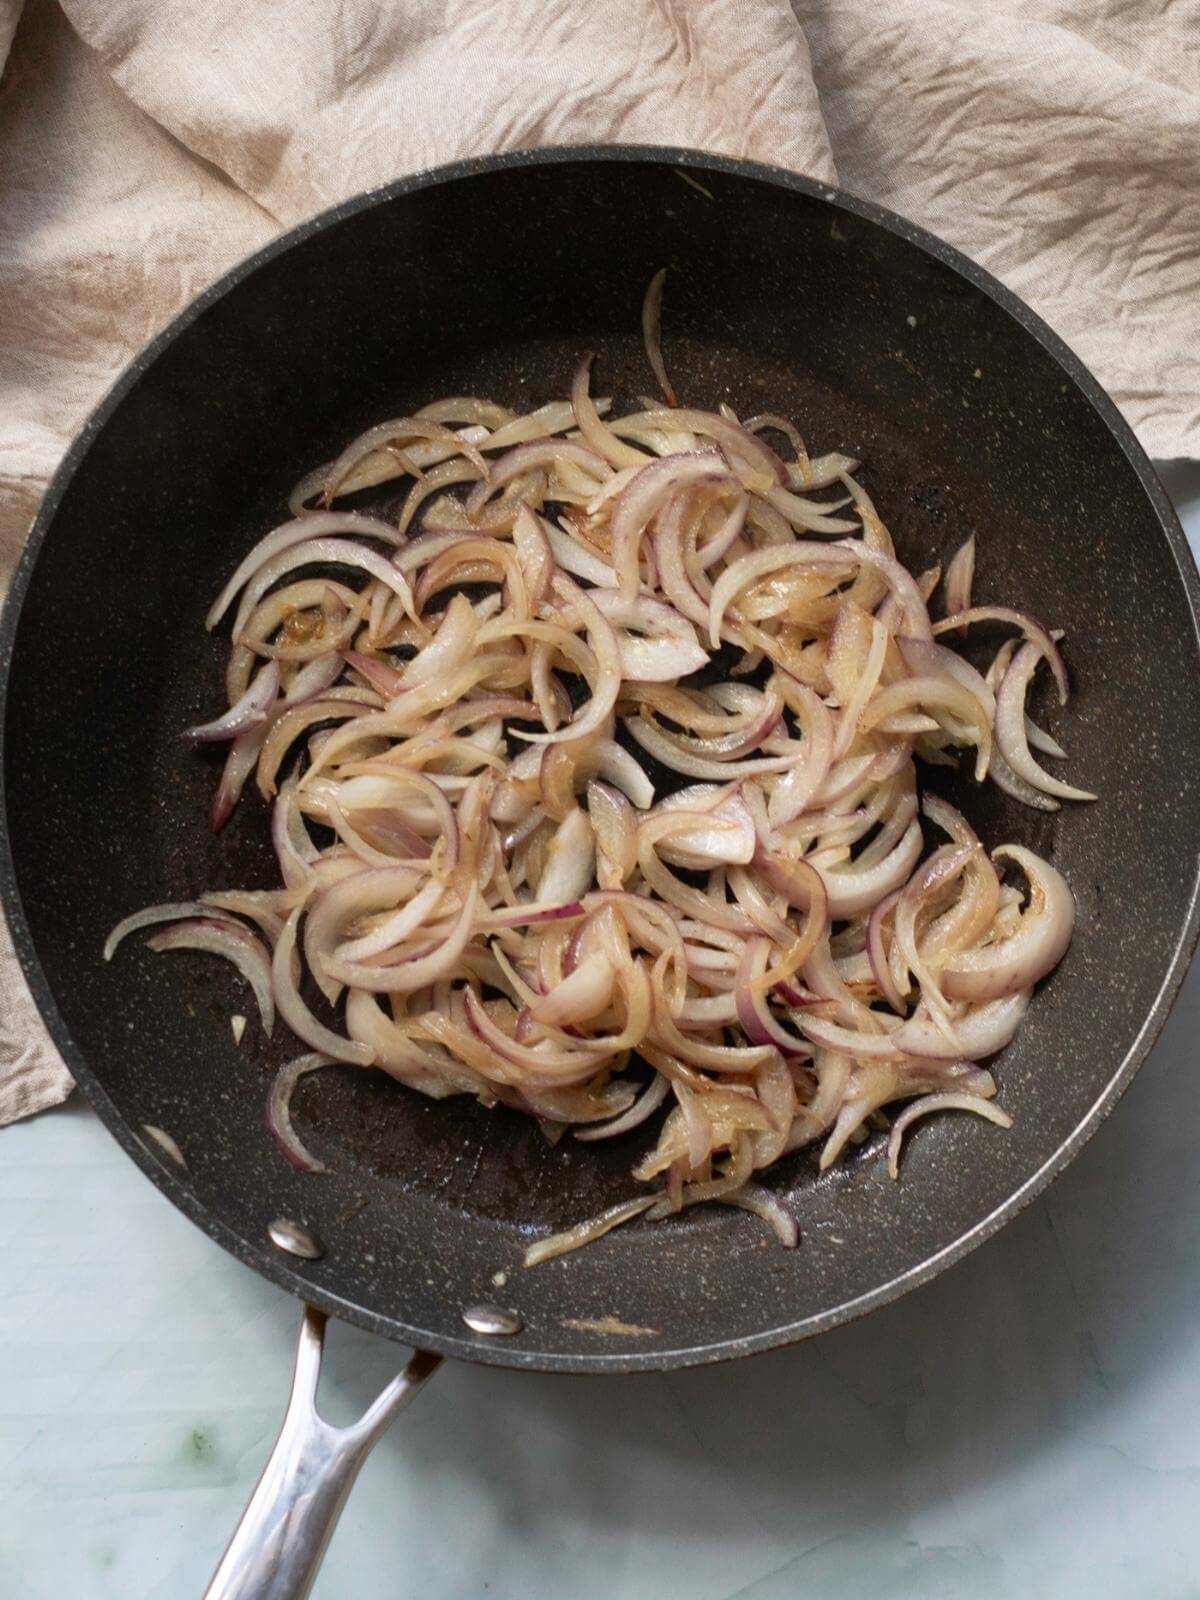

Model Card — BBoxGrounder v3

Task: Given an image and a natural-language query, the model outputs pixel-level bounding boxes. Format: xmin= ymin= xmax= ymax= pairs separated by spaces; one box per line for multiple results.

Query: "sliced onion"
xmin=530 ymin=952 xmax=616 ymax=1028
xmin=941 ymin=845 xmax=1075 ymax=1001
xmin=585 ymin=591 xmax=708 ymax=681
xmin=574 ymin=1073 xmax=669 ymax=1141
xmin=401 ymin=592 xmax=479 ymax=689
xmin=994 ymin=643 xmax=1096 ymax=801
xmin=641 ymin=267 xmax=677 ymax=408
xmin=321 ymin=883 xmax=481 ymax=995
xmin=891 ymin=990 xmax=1031 ymax=1060
xmin=588 ymin=780 xmax=638 ymax=888
xmin=625 ymin=714 xmax=798 ymax=781
xmin=163 ymin=348 xmax=1087 ymax=1245
xmin=650 ymin=787 xmax=757 ymax=869
xmin=816 ymin=819 xmax=924 ymax=917
xmin=230 ymin=538 xmax=415 ymax=642
xmin=545 ymin=519 xmax=619 ymax=588
xmin=887 ymin=1091 xmax=1011 ymax=1179
xmin=142 ymin=1124 xmax=187 ymax=1168
xmin=718 ymin=1185 xmax=798 ymax=1246
xmin=147 ymin=918 xmax=275 ymax=1034
xmin=210 ymin=724 xmax=268 ymax=831
xmin=867 ymin=889 xmax=906 ymax=1013
xmin=595 ymin=739 xmax=655 ymax=808
xmin=612 ymin=408 xmax=786 ymax=484
xmin=466 ymin=438 xmax=607 ymax=515
xmin=572 ymin=354 xmax=650 ymax=469
xmin=523 ymin=1196 xmax=658 ymax=1267
xmin=184 ymin=660 xmax=279 ymax=743
xmin=337 ymin=879 xmax=445 ymax=963
xmin=274 ymin=908 xmax=372 ymax=1064
xmin=105 ymin=900 xmax=243 ymax=961
xmin=536 ymin=809 xmax=596 ymax=906
xmin=760 ymin=485 xmax=858 ymax=535
xmin=944 ymin=534 xmax=976 ymax=619
xmin=511 ymin=576 xmax=622 ymax=747
xmin=708 ymin=542 xmax=854 ymax=647
xmin=323 ymin=417 xmax=489 ymax=505
xmin=267 ymin=1052 xmax=335 ymax=1173
xmin=611 ymin=453 xmax=730 ymax=600
xmin=932 ymin=606 xmax=1069 ymax=703
xmin=206 ymin=512 xmax=405 ymax=630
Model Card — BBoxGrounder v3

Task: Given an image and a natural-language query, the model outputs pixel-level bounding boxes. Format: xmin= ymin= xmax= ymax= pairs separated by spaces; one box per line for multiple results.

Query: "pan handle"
xmin=203 ymin=1305 xmax=442 ymax=1600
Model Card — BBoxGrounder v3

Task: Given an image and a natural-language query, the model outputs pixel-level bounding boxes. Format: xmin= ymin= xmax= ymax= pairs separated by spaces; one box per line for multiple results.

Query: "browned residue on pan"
xmin=562 ymin=1315 xmax=659 ymax=1338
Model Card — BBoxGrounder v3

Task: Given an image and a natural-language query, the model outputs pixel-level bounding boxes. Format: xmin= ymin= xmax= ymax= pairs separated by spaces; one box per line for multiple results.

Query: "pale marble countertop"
xmin=2 ymin=464 xmax=1198 ymax=1600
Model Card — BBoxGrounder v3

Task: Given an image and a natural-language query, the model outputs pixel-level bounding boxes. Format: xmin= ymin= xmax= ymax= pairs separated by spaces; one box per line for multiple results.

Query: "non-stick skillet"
xmin=3 ymin=147 xmax=1199 ymax=1599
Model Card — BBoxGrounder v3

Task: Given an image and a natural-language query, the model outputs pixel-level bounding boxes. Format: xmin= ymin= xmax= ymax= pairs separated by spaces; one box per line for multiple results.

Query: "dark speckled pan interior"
xmin=3 ymin=148 xmax=1199 ymax=1374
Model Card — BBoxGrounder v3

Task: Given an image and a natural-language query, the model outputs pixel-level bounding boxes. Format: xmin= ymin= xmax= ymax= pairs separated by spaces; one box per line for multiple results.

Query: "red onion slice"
xmin=273 ymin=909 xmax=373 ymax=1065
xmin=536 ymin=810 xmax=597 ymax=906
xmin=323 ymin=417 xmax=489 ymax=504
xmin=511 ymin=576 xmax=622 ymax=747
xmin=141 ymin=1124 xmax=187 ymax=1168
xmin=185 ymin=660 xmax=280 ymax=745
xmin=231 ymin=539 xmax=415 ymax=641
xmin=478 ymin=901 xmax=585 ymax=929
xmin=761 ymin=485 xmax=858 ymax=535
xmin=523 ymin=1196 xmax=658 ymax=1267
xmin=816 ymin=818 xmax=924 ymax=918
xmin=147 ymin=918 xmax=275 ymax=1035
xmin=994 ymin=642 xmax=1095 ymax=801
xmin=944 ymin=534 xmax=976 ymax=620
xmin=708 ymin=542 xmax=855 ymax=647
xmin=625 ymin=714 xmax=799 ymax=780
xmin=941 ymin=845 xmax=1075 ymax=1001
xmin=267 ymin=1052 xmax=335 ymax=1173
xmin=588 ymin=780 xmax=639 ymax=889
xmin=891 ymin=989 xmax=1031 ymax=1060
xmin=530 ymin=952 xmax=617 ymax=1028
xmin=574 ymin=1074 xmax=670 ymax=1141
xmin=206 ymin=512 xmax=405 ymax=630
xmin=735 ymin=938 xmax=811 ymax=1058
xmin=585 ymin=591 xmax=708 ymax=682
xmin=321 ymin=884 xmax=481 ymax=995
xmin=595 ymin=740 xmax=655 ymax=809
xmin=651 ymin=789 xmax=757 ymax=870
xmin=886 ymin=1091 xmax=1011 ymax=1179
xmin=336 ymin=879 xmax=446 ymax=963
xmin=545 ymin=520 xmax=620 ymax=588
xmin=641 ymin=268 xmax=677 ymax=408
xmin=717 ymin=1185 xmax=798 ymax=1247
xmin=402 ymin=592 xmax=479 ymax=689
xmin=612 ymin=408 xmax=786 ymax=484
xmin=611 ymin=452 xmax=730 ymax=601
xmin=932 ymin=606 xmax=1069 ymax=703
xmin=466 ymin=438 xmax=607 ymax=515
xmin=210 ymin=723 xmax=268 ymax=832
xmin=105 ymin=900 xmax=243 ymax=960
xmin=572 ymin=354 xmax=650 ymax=469
xmin=866 ymin=889 xmax=907 ymax=1013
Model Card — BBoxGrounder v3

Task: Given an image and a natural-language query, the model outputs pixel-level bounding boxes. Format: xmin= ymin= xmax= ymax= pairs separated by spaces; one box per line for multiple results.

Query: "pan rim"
xmin=2 ymin=142 xmax=1198 ymax=1374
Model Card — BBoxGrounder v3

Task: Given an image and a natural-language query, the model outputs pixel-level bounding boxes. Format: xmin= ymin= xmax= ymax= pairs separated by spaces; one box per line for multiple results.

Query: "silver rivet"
xmin=462 ymin=1302 xmax=524 ymax=1336
xmin=268 ymin=1217 xmax=325 ymax=1260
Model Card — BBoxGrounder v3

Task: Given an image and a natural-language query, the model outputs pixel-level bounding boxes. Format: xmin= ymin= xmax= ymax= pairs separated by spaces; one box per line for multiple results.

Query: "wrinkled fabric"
xmin=0 ymin=0 xmax=1195 ymax=1121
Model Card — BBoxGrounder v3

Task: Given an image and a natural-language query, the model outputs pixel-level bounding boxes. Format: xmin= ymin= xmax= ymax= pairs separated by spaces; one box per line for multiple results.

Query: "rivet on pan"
xmin=268 ymin=1217 xmax=325 ymax=1261
xmin=462 ymin=1303 xmax=524 ymax=1337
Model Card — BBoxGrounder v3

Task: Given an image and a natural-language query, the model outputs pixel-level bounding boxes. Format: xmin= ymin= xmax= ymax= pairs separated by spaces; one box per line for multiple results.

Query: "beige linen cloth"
xmin=0 ymin=0 xmax=1196 ymax=1122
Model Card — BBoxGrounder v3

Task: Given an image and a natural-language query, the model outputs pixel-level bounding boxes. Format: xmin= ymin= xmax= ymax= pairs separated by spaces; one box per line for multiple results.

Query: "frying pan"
xmin=3 ymin=147 xmax=1199 ymax=1598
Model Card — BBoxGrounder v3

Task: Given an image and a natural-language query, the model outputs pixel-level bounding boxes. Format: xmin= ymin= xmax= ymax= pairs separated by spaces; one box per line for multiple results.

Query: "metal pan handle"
xmin=204 ymin=1305 xmax=442 ymax=1600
